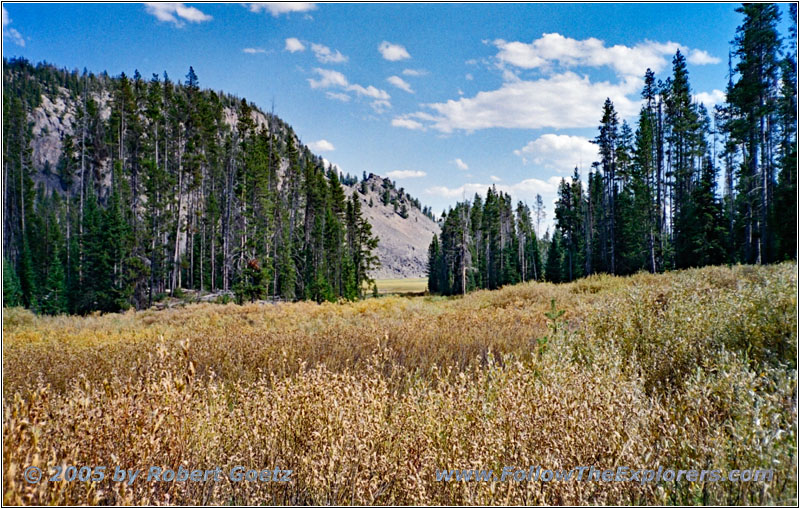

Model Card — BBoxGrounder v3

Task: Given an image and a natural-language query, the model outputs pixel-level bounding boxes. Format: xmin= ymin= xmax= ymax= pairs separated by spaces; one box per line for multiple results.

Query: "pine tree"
xmin=728 ymin=3 xmax=782 ymax=263
xmin=3 ymin=257 xmax=22 ymax=307
xmin=426 ymin=234 xmax=441 ymax=294
xmin=40 ymin=248 xmax=67 ymax=315
xmin=545 ymin=231 xmax=564 ymax=283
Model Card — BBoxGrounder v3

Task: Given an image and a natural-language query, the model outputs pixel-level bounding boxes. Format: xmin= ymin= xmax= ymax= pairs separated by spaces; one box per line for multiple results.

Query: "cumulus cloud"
xmin=694 ymin=89 xmax=726 ymax=107
xmin=402 ymin=68 xmax=428 ymax=76
xmin=325 ymin=91 xmax=351 ymax=102
xmin=308 ymin=68 xmax=391 ymax=110
xmin=307 ymin=139 xmax=335 ymax=152
xmin=387 ymin=75 xmax=414 ymax=93
xmin=285 ymin=37 xmax=306 ymax=52
xmin=492 ymin=33 xmax=720 ymax=82
xmin=493 ymin=33 xmax=697 ymax=78
xmin=391 ymin=117 xmax=424 ymax=130
xmin=409 ymin=71 xmax=640 ymax=133
xmin=243 ymin=47 xmax=267 ymax=54
xmin=687 ymin=49 xmax=721 ymax=65
xmin=348 ymin=84 xmax=390 ymax=100
xmin=379 ymin=41 xmax=411 ymax=61
xmin=370 ymin=99 xmax=392 ymax=113
xmin=144 ymin=3 xmax=212 ymax=26
xmin=311 ymin=42 xmax=347 ymax=63
xmin=453 ymin=158 xmax=469 ymax=170
xmin=514 ymin=134 xmax=599 ymax=172
xmin=2 ymin=6 xmax=24 ymax=46
xmin=387 ymin=170 xmax=427 ymax=179
xmin=391 ymin=33 xmax=721 ymax=134
xmin=246 ymin=3 xmax=316 ymax=16
xmin=308 ymin=68 xmax=349 ymax=89
xmin=426 ymin=176 xmax=561 ymax=201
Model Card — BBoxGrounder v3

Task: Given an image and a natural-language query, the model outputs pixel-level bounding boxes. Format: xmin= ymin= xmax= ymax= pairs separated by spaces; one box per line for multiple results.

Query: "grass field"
xmin=372 ymin=277 xmax=428 ymax=294
xmin=3 ymin=263 xmax=797 ymax=505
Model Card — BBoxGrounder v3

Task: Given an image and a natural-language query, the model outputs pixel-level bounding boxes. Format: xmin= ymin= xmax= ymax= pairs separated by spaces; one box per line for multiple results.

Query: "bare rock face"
xmin=345 ymin=174 xmax=440 ymax=279
xmin=30 ymin=89 xmax=75 ymax=173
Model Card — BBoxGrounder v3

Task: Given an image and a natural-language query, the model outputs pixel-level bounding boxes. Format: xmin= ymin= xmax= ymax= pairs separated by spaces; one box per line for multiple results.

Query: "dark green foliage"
xmin=234 ymin=258 xmax=270 ymax=303
xmin=3 ymin=258 xmax=22 ymax=307
xmin=428 ymin=187 xmax=541 ymax=296
xmin=2 ymin=59 xmax=380 ymax=313
xmin=40 ymin=249 xmax=67 ymax=315
xmin=545 ymin=231 xmax=564 ymax=283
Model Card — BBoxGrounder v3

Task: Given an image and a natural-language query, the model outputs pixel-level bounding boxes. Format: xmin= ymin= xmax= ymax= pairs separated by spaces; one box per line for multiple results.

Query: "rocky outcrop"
xmin=344 ymin=175 xmax=439 ymax=279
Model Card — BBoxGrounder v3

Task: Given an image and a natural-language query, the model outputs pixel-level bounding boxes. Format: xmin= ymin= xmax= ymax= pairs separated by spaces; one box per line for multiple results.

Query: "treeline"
xmin=429 ymin=4 xmax=796 ymax=293
xmin=427 ymin=189 xmax=546 ymax=295
xmin=3 ymin=59 xmax=379 ymax=314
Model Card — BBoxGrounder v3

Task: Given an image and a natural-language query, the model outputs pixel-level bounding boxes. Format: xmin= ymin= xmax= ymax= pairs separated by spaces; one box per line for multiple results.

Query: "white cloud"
xmin=687 ymin=49 xmax=721 ymax=65
xmin=490 ymin=175 xmax=501 ymax=182
xmin=465 ymin=73 xmax=474 ymax=81
xmin=285 ymin=37 xmax=306 ymax=52
xmin=392 ymin=33 xmax=720 ymax=134
xmin=2 ymin=6 xmax=24 ymax=46
xmin=391 ymin=117 xmax=425 ymax=130
xmin=387 ymin=75 xmax=414 ymax=93
xmin=307 ymin=139 xmax=335 ymax=152
xmin=311 ymin=43 xmax=347 ymax=63
xmin=410 ymin=71 xmax=640 ymax=133
xmin=370 ymin=100 xmax=392 ymax=113
xmin=308 ymin=68 xmax=349 ymax=89
xmin=426 ymin=176 xmax=561 ymax=202
xmin=453 ymin=158 xmax=469 ymax=170
xmin=426 ymin=183 xmax=494 ymax=199
xmin=243 ymin=47 xmax=267 ymax=54
xmin=246 ymin=3 xmax=316 ymax=16
xmin=387 ymin=170 xmax=427 ymax=179
xmin=379 ymin=41 xmax=411 ymax=61
xmin=514 ymin=134 xmax=599 ymax=172
xmin=144 ymin=3 xmax=212 ymax=26
xmin=493 ymin=33 xmax=691 ymax=78
xmin=321 ymin=158 xmax=340 ymax=173
xmin=402 ymin=68 xmax=428 ymax=76
xmin=309 ymin=68 xmax=391 ymax=110
xmin=694 ymin=89 xmax=726 ymax=107
xmin=325 ymin=91 xmax=351 ymax=102
xmin=348 ymin=84 xmax=390 ymax=100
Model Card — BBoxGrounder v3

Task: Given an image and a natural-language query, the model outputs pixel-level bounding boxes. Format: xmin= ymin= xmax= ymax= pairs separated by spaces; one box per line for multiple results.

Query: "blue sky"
xmin=2 ymin=2 xmax=796 ymax=230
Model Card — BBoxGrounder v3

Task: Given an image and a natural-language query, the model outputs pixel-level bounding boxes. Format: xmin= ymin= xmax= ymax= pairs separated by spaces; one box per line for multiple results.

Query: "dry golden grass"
xmin=3 ymin=263 xmax=797 ymax=505
xmin=372 ymin=278 xmax=428 ymax=295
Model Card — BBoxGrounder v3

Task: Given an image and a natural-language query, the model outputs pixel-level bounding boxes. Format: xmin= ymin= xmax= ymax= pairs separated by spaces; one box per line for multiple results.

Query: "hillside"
xmin=345 ymin=174 xmax=439 ymax=279
xmin=3 ymin=58 xmax=440 ymax=312
xmin=25 ymin=79 xmax=439 ymax=280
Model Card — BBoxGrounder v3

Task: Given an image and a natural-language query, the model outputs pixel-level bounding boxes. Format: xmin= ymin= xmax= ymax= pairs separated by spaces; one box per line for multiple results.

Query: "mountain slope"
xmin=22 ymin=76 xmax=440 ymax=280
xmin=3 ymin=58 xmax=439 ymax=315
xmin=344 ymin=174 xmax=439 ymax=279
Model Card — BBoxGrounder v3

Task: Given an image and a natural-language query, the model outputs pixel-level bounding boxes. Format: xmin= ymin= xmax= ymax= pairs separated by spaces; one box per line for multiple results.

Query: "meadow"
xmin=3 ymin=263 xmax=797 ymax=505
xmin=372 ymin=277 xmax=428 ymax=295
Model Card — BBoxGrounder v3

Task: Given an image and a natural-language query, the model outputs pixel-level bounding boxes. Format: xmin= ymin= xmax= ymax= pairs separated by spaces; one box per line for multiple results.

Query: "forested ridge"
xmin=429 ymin=4 xmax=797 ymax=295
xmin=1 ymin=58 xmax=408 ymax=313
